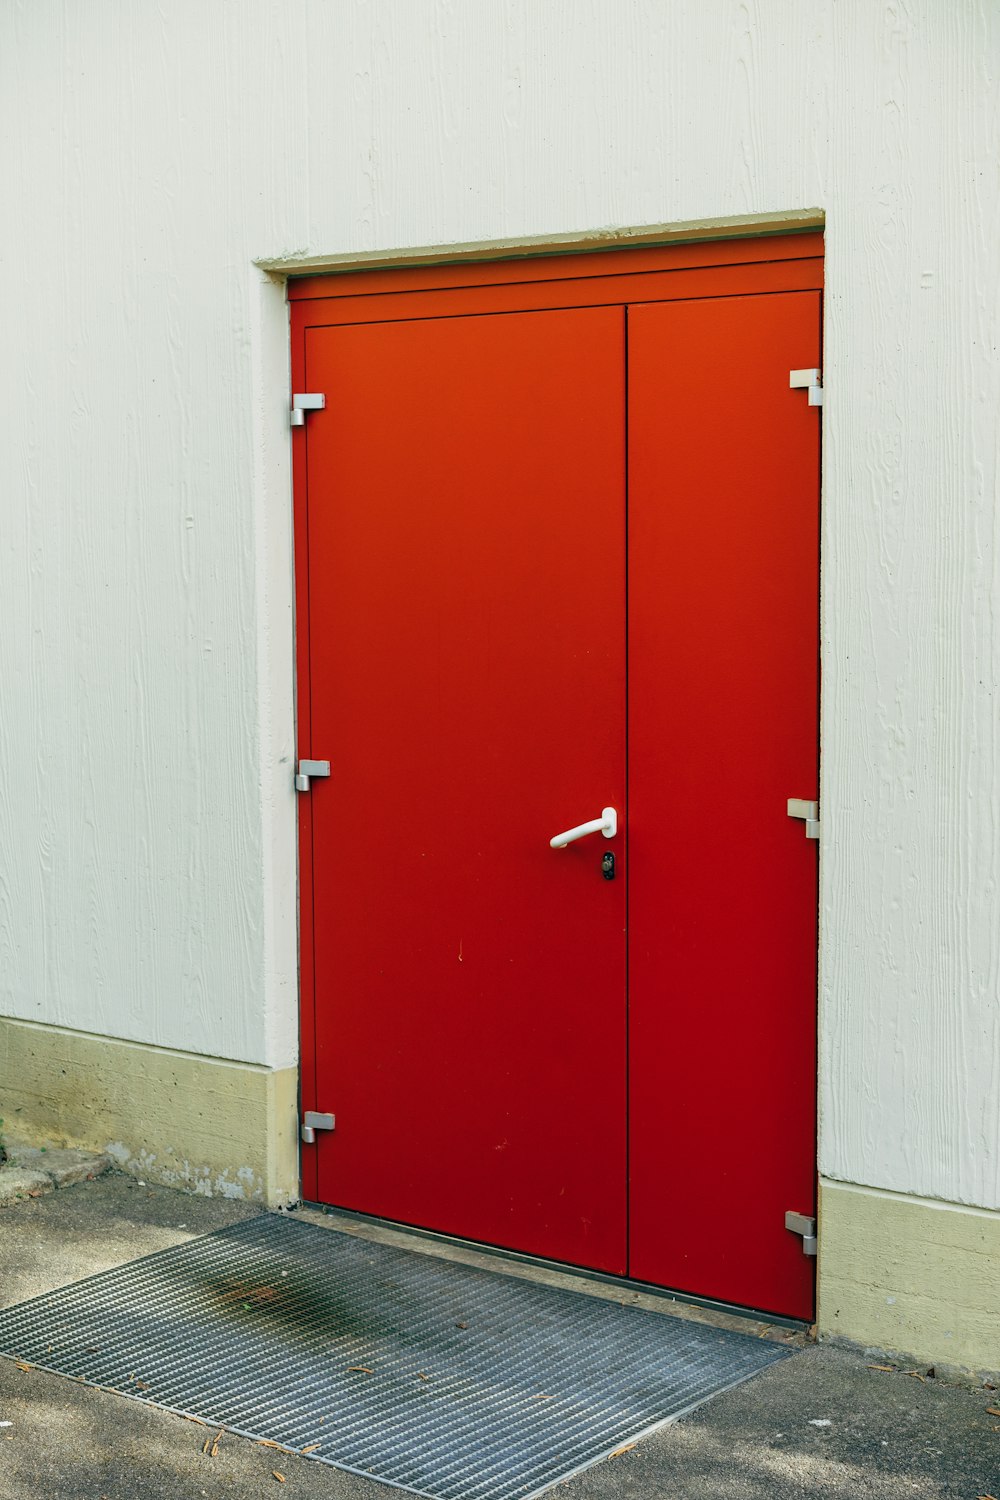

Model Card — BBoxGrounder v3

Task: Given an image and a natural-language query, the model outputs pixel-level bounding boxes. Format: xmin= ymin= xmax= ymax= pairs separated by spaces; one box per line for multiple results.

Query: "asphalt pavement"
xmin=0 ymin=1176 xmax=996 ymax=1500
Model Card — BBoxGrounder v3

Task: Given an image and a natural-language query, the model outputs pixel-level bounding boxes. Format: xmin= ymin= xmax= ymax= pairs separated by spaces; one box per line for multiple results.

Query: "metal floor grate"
xmin=0 ymin=1213 xmax=791 ymax=1500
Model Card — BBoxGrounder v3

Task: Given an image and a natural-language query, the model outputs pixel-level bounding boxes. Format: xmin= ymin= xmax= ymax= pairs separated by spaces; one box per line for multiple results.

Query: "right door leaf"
xmin=627 ymin=291 xmax=821 ymax=1320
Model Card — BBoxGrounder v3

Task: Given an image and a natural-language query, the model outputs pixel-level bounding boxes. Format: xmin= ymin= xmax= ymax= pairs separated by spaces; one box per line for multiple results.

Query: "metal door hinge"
xmin=789 ymin=368 xmax=823 ymax=407
xmin=290 ymin=393 xmax=326 ymax=427
xmin=301 ymin=1111 xmax=335 ymax=1144
xmin=296 ymin=759 xmax=331 ymax=793
xmin=785 ymin=1210 xmax=818 ymax=1257
xmin=787 ymin=798 xmax=820 ymax=840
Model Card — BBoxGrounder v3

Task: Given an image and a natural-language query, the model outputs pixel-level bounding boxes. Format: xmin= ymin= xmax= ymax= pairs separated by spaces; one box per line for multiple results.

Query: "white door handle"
xmin=549 ymin=807 xmax=617 ymax=849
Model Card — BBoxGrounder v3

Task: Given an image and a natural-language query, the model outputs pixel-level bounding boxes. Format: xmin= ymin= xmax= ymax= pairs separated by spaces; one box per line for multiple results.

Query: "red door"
xmin=301 ymin=307 xmax=628 ymax=1273
xmin=293 ymin=239 xmax=821 ymax=1319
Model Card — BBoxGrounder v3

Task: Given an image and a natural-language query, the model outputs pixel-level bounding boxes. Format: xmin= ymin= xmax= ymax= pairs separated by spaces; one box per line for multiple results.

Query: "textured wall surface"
xmin=819 ymin=1180 xmax=1000 ymax=1374
xmin=1 ymin=2 xmax=998 ymax=1206
xmin=0 ymin=1016 xmax=299 ymax=1206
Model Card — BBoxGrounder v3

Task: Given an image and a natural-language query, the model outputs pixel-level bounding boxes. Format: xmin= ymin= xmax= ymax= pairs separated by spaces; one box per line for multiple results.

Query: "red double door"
xmin=294 ymin=243 xmax=821 ymax=1321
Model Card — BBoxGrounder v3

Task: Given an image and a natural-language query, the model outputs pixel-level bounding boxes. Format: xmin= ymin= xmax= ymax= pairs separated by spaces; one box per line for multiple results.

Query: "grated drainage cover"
xmin=0 ymin=1214 xmax=791 ymax=1500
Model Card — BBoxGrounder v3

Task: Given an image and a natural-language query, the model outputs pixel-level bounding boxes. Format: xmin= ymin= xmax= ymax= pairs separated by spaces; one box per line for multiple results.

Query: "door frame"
xmin=290 ymin=230 xmax=824 ymax=1250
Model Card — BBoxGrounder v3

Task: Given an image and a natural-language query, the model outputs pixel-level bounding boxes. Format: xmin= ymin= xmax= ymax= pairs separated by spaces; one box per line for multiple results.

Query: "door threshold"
xmin=296 ymin=1201 xmax=810 ymax=1335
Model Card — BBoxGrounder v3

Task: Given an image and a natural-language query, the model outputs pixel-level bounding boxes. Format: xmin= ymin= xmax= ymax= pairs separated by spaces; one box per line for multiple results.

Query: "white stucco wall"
xmin=1 ymin=1 xmax=997 ymax=1209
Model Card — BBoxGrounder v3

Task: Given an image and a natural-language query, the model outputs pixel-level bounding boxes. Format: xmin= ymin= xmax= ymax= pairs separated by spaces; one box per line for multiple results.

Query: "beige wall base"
xmin=0 ymin=1017 xmax=299 ymax=1208
xmin=819 ymin=1178 xmax=1000 ymax=1376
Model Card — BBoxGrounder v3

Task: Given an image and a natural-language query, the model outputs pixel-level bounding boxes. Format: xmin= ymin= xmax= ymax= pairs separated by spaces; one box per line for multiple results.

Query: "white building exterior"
xmin=1 ymin=1 xmax=998 ymax=1370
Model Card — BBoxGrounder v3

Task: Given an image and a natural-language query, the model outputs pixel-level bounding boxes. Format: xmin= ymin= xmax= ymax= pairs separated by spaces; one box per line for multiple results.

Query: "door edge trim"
xmin=263 ymin=208 xmax=825 ymax=283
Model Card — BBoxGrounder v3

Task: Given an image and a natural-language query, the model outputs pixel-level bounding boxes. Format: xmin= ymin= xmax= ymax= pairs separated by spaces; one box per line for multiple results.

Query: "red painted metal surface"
xmin=287 ymin=229 xmax=824 ymax=300
xmin=293 ymin=241 xmax=822 ymax=1318
xmin=303 ymin=307 xmax=628 ymax=1272
xmin=627 ymin=293 xmax=821 ymax=1318
xmin=285 ymin=259 xmax=823 ymax=332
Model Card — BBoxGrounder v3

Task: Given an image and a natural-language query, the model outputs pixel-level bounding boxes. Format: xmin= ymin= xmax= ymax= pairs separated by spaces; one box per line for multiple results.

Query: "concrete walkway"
xmin=0 ymin=1176 xmax=996 ymax=1499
